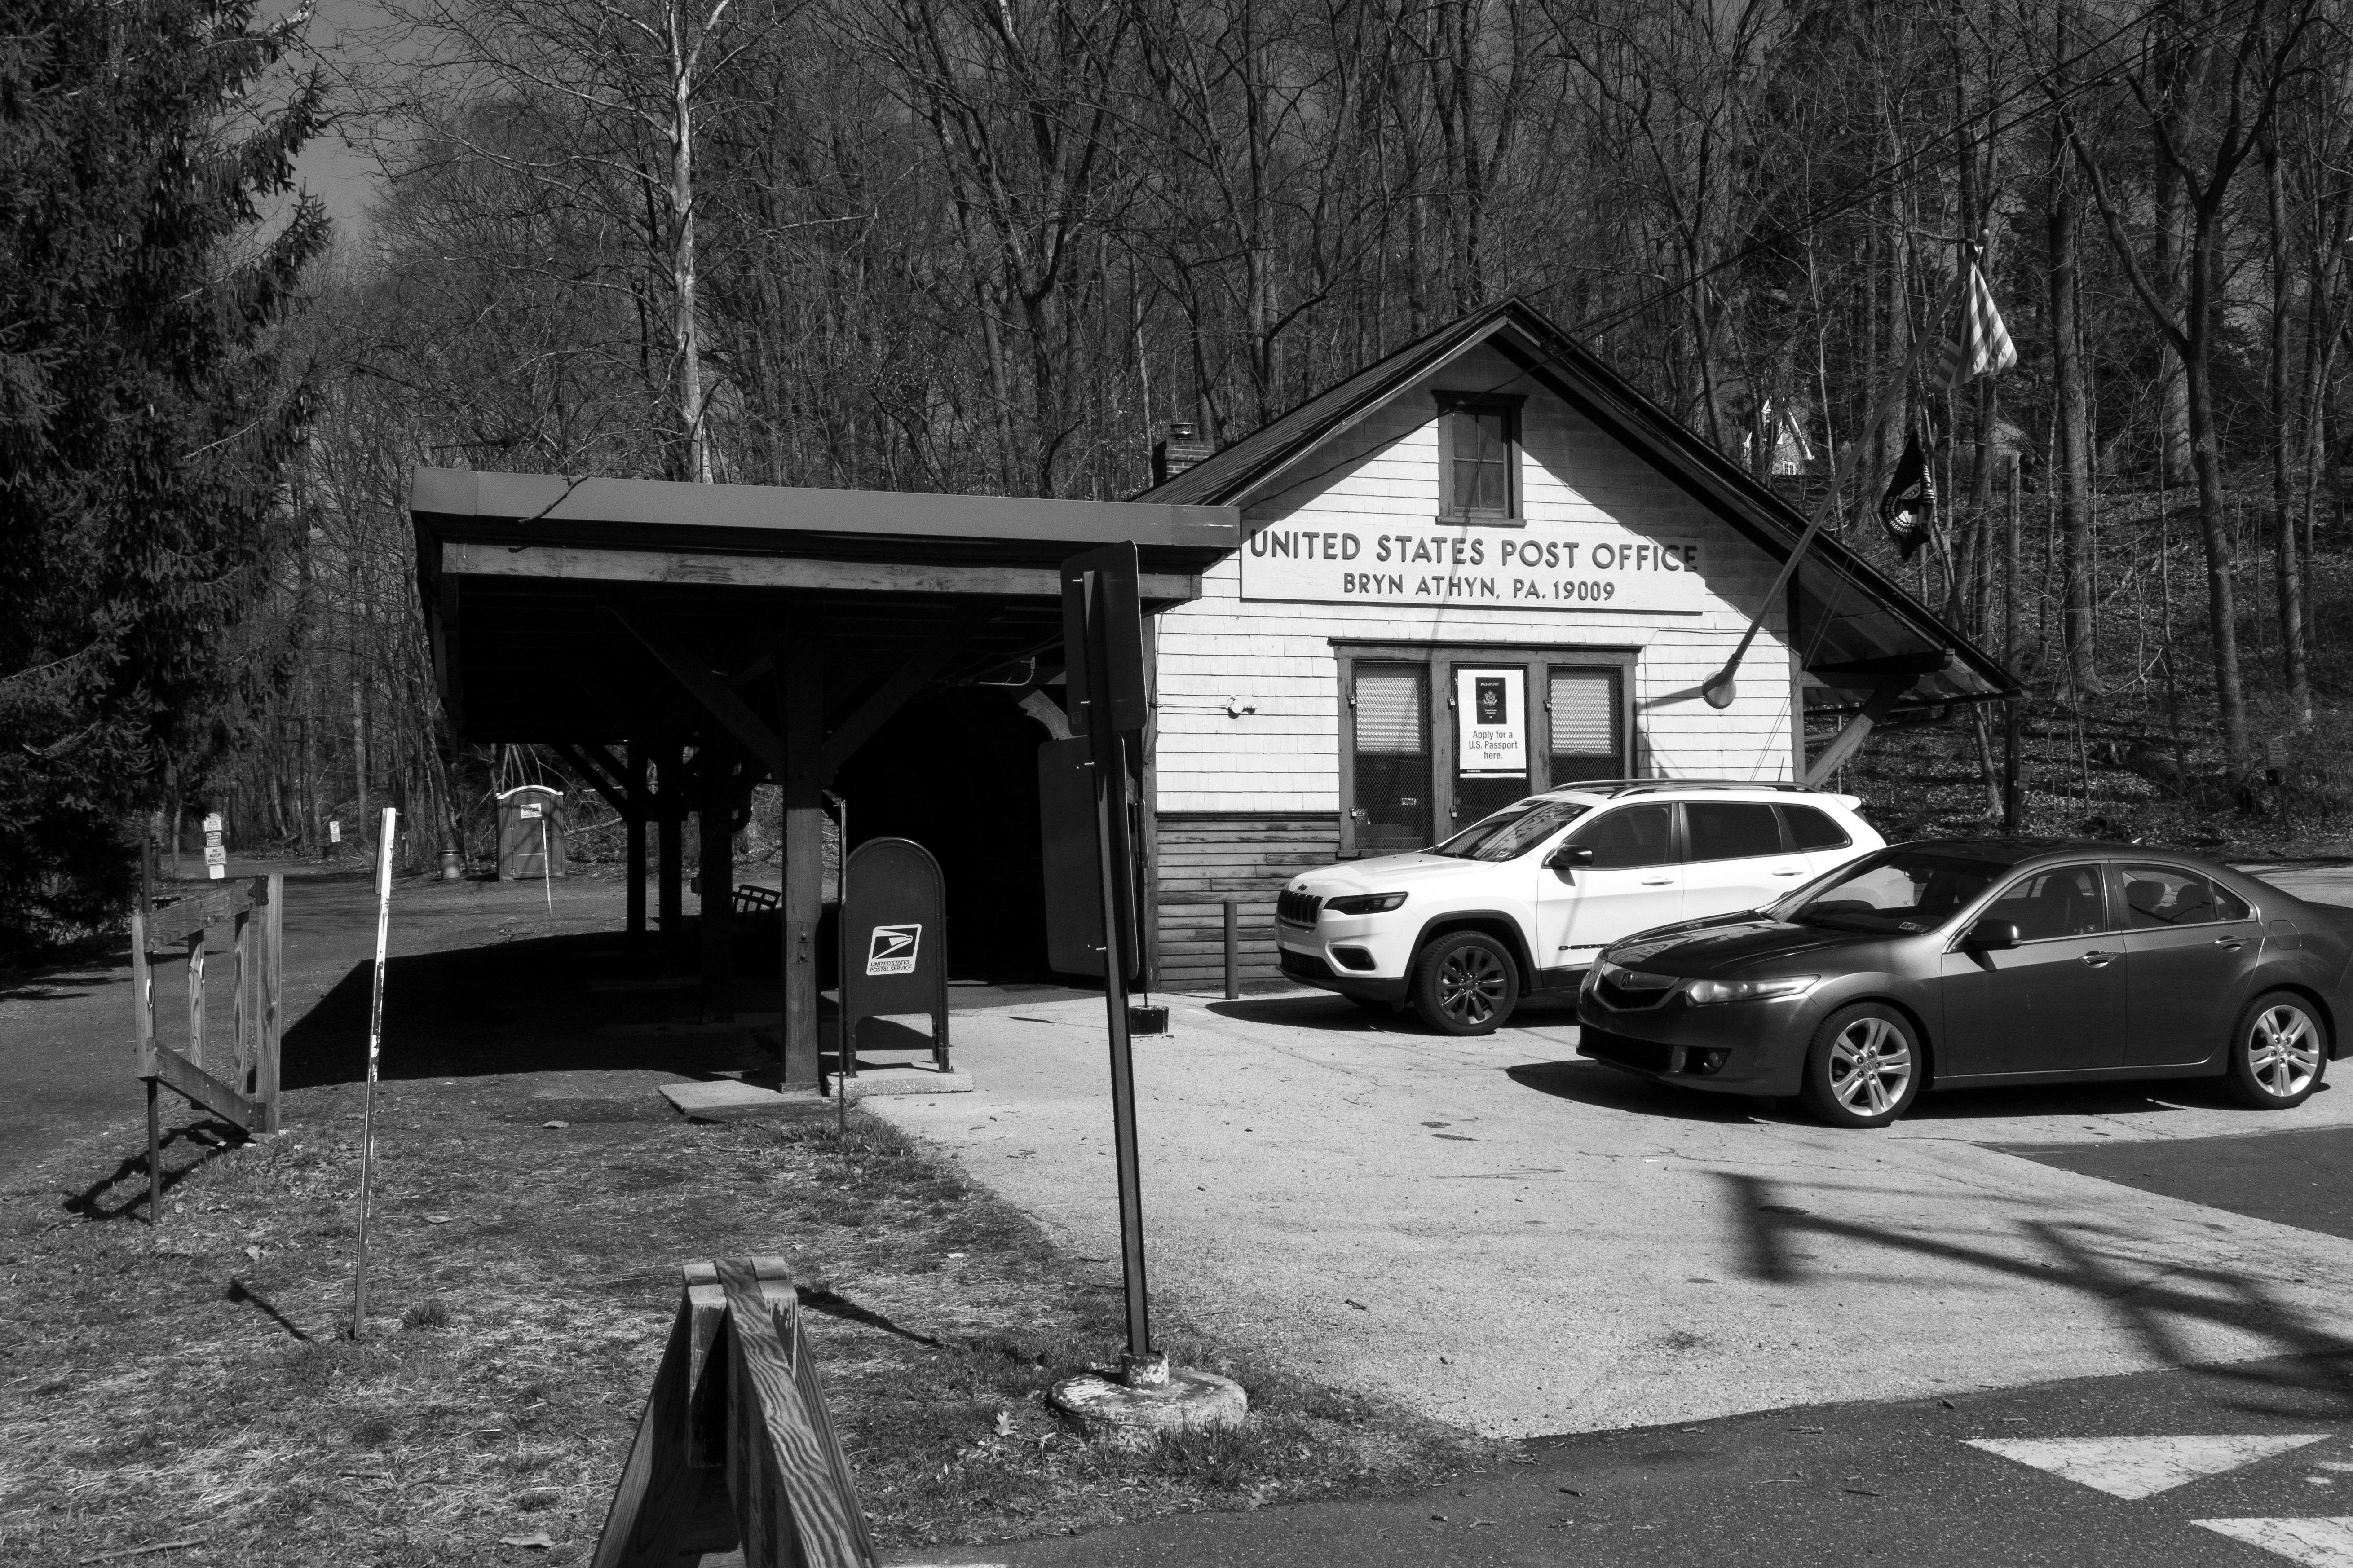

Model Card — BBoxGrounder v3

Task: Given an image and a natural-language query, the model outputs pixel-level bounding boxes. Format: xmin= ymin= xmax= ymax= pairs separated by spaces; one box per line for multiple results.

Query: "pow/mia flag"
xmin=1879 ymin=428 xmax=1936 ymax=561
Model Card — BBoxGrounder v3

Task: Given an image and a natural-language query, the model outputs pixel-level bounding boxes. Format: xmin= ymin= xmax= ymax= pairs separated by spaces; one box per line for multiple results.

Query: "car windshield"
xmin=1775 ymin=847 xmax=2009 ymax=934
xmin=1431 ymin=798 xmax=1591 ymax=862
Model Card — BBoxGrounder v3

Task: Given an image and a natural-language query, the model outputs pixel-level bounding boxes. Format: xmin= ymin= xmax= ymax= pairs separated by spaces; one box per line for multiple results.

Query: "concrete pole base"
xmin=1048 ymin=1365 xmax=1247 ymax=1448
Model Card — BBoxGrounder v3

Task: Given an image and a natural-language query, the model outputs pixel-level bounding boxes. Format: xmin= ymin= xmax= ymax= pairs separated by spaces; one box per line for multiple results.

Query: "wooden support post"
xmin=700 ymin=736 xmax=737 ymax=1021
xmin=1223 ymin=899 xmax=1239 ymax=1000
xmin=133 ymin=846 xmax=160 ymax=1221
xmin=1801 ymin=685 xmax=1906 ymax=789
xmin=258 ymin=872 xmax=283 ymax=1133
xmin=232 ymin=906 xmax=252 ymax=1094
xmin=780 ymin=623 xmax=825 ymax=1091
xmin=659 ymin=741 xmax=686 ymax=973
xmin=627 ymin=744 xmax=649 ymax=959
xmin=185 ymin=931 xmax=207 ymax=1075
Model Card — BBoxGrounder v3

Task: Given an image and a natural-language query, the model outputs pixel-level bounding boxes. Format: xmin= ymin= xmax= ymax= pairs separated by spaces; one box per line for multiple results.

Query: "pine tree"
xmin=0 ymin=0 xmax=327 ymax=955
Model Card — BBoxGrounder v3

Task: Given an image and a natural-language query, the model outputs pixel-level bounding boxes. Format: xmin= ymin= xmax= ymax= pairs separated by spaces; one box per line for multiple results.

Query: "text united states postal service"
xmin=1241 ymin=521 xmax=1708 ymax=613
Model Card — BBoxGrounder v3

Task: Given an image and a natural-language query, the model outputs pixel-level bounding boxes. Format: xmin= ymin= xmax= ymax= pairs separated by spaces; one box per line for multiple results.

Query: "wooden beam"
xmin=1802 ymin=684 xmax=1906 ymax=788
xmin=446 ymin=541 xmax=1199 ymax=602
xmin=149 ymin=1041 xmax=266 ymax=1132
xmin=613 ymin=612 xmax=789 ymax=781
xmin=817 ymin=606 xmax=998 ymax=779
xmin=716 ymin=1259 xmax=876 ymax=1568
xmin=549 ymin=741 xmax=637 ymax=821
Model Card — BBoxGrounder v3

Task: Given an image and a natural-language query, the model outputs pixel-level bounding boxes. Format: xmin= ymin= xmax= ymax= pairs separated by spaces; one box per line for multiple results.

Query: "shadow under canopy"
xmin=412 ymin=468 xmax=1238 ymax=1086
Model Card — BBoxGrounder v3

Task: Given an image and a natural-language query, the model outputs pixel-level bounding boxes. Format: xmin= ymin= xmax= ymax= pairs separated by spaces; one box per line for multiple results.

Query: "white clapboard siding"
xmin=1153 ymin=344 xmax=1795 ymax=818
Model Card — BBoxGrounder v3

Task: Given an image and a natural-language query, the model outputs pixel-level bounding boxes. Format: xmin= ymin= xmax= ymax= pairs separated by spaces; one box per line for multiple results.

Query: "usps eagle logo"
xmin=865 ymin=924 xmax=921 ymax=976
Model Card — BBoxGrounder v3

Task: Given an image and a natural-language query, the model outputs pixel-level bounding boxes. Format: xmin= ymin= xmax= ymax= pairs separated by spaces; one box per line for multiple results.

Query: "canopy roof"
xmin=411 ymin=468 xmax=1238 ymax=746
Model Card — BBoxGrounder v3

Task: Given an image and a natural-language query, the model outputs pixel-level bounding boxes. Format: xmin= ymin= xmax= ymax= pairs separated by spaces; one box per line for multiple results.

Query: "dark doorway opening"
xmin=833 ymin=689 xmax=1056 ymax=982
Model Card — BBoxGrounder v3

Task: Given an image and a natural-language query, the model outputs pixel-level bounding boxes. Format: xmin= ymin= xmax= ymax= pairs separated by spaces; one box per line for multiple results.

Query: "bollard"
xmin=1223 ymin=899 xmax=1239 ymax=1000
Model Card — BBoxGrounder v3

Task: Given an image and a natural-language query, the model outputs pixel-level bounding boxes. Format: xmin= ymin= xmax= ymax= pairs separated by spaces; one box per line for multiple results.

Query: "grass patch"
xmin=0 ymin=1073 xmax=1494 ymax=1564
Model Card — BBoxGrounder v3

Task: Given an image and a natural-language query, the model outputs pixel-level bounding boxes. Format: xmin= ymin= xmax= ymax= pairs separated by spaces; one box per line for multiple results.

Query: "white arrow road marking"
xmin=1966 ymin=1435 xmax=2334 ymax=1499
xmin=2194 ymin=1516 xmax=2353 ymax=1566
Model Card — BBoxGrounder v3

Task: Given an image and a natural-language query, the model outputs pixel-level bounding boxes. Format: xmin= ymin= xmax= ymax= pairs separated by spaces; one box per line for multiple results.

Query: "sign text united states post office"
xmin=1240 ymin=522 xmax=1710 ymax=613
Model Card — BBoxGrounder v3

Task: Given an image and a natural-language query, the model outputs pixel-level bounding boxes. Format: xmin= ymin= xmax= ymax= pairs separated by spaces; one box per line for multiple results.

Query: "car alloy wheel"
xmin=2229 ymin=992 xmax=2326 ymax=1108
xmin=1828 ymin=1015 xmax=1912 ymax=1117
xmin=1801 ymin=1004 xmax=1922 ymax=1128
xmin=1411 ymin=932 xmax=1519 ymax=1036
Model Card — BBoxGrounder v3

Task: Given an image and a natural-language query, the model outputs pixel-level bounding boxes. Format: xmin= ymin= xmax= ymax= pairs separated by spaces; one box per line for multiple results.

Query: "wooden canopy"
xmin=411 ymin=466 xmax=1240 ymax=1090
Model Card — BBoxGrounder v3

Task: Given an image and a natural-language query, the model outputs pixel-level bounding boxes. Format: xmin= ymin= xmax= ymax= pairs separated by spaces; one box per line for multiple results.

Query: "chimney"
xmin=1152 ymin=420 xmax=1214 ymax=485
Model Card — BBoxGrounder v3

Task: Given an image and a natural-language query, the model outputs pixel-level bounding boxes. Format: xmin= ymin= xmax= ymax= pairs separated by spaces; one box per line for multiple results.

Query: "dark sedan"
xmin=1575 ymin=839 xmax=2353 ymax=1127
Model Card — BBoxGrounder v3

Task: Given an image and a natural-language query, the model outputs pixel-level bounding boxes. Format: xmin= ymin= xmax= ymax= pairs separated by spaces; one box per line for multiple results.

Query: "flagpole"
xmin=1700 ymin=264 xmax=1970 ymax=711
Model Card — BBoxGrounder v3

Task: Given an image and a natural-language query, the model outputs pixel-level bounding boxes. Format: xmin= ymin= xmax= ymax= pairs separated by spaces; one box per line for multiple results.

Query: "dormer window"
xmin=1437 ymin=393 xmax=1523 ymax=524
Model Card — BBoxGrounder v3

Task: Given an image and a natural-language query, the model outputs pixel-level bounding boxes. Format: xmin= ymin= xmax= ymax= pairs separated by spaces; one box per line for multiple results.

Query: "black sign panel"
xmin=839 ymin=837 xmax=949 ymax=1072
xmin=1059 ymin=542 xmax=1148 ymax=736
xmin=1038 ymin=737 xmax=1141 ymax=979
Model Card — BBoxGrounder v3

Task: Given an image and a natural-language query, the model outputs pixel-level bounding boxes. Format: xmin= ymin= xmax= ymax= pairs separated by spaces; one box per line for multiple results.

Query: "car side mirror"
xmin=1965 ymin=916 xmax=2020 ymax=951
xmin=1545 ymin=843 xmax=1594 ymax=883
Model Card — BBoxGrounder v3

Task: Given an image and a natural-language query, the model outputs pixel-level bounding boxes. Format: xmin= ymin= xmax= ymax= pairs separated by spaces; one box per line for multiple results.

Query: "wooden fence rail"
xmin=131 ymin=861 xmax=284 ymax=1220
xmin=593 ymin=1257 xmax=878 ymax=1568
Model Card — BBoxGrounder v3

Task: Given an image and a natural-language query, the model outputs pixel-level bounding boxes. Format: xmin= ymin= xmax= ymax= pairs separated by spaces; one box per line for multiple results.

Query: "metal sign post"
xmin=352 ymin=806 xmax=397 ymax=1338
xmin=1060 ymin=543 xmax=1161 ymax=1384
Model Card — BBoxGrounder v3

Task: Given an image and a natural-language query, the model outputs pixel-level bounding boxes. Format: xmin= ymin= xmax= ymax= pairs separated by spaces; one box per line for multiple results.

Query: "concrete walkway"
xmin=869 ymin=863 xmax=2353 ymax=1440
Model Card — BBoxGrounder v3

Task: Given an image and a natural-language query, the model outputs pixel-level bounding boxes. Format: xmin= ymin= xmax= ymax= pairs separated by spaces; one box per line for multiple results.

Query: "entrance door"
xmin=2116 ymin=862 xmax=2263 ymax=1066
xmin=1450 ymin=665 xmax=1531 ymax=830
xmin=1937 ymin=863 xmax=2127 ymax=1076
xmin=1351 ymin=665 xmax=1432 ymax=856
xmin=1537 ymin=802 xmax=1683 ymax=965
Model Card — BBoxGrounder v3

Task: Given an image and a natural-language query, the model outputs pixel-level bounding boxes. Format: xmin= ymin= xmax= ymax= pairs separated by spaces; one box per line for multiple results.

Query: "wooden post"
xmin=231 ymin=905 xmax=252 ymax=1095
xmin=259 ymin=873 xmax=283 ymax=1134
xmin=353 ymin=806 xmax=397 ymax=1337
xmin=1223 ymin=899 xmax=1239 ymax=1000
xmin=135 ymin=844 xmax=159 ymax=1223
xmin=700 ymin=735 xmax=737 ymax=1021
xmin=779 ymin=621 xmax=825 ymax=1091
xmin=627 ymin=743 xmax=649 ymax=959
xmin=659 ymin=741 xmax=686 ymax=973
xmin=185 ymin=931 xmax=207 ymax=1075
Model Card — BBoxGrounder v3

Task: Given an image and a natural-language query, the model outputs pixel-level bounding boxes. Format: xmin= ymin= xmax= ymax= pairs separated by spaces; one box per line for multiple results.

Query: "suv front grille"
xmin=1276 ymin=889 xmax=1323 ymax=927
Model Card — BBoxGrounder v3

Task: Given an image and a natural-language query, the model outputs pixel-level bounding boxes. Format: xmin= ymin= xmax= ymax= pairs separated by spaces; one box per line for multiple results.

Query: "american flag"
xmin=1937 ymin=264 xmax=2016 ymax=391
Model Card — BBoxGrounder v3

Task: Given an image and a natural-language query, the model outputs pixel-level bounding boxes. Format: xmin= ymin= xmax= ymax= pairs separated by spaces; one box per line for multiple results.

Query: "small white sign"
xmin=202 ymin=813 xmax=223 ymax=834
xmin=328 ymin=820 xmax=342 ymax=844
xmin=203 ymin=845 xmax=226 ymax=866
xmin=865 ymin=924 xmax=922 ymax=976
xmin=207 ymin=863 xmax=225 ymax=881
xmin=519 ymin=803 xmax=542 ymax=819
xmin=203 ymin=830 xmax=223 ymax=849
xmin=1455 ymin=668 xmax=1527 ymax=776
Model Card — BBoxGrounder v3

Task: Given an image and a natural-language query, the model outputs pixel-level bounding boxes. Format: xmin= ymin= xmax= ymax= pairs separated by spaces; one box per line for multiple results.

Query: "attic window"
xmin=1437 ymin=394 xmax=1523 ymax=524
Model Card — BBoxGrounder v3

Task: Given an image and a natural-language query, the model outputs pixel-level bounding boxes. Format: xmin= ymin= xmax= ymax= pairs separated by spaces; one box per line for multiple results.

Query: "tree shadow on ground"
xmin=1202 ymin=992 xmax=1584 ymax=1035
xmin=1709 ymin=1168 xmax=2353 ymax=1423
xmin=0 ymin=947 xmax=129 ymax=1004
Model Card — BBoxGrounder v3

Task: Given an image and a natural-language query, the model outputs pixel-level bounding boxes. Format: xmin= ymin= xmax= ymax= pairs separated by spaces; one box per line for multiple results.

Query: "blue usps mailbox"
xmin=838 ymin=837 xmax=949 ymax=1078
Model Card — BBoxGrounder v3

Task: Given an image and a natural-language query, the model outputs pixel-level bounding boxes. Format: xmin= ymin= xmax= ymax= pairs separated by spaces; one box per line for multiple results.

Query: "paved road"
xmin=946 ymin=1347 xmax=2353 ymax=1567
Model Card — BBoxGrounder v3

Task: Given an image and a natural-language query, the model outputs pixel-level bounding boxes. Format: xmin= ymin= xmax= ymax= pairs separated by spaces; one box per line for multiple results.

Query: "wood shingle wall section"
xmin=1153 ymin=812 xmax=1340 ymax=991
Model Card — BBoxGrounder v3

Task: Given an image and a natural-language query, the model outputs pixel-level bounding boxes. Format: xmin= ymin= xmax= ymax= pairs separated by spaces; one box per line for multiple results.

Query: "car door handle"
xmin=1771 ymin=868 xmax=1803 ymax=876
xmin=2080 ymin=950 xmax=2117 ymax=967
xmin=2214 ymin=936 xmax=2245 ymax=951
xmin=1641 ymin=877 xmax=1672 ymax=886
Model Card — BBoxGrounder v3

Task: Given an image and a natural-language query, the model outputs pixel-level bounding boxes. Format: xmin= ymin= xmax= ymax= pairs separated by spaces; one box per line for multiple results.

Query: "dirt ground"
xmin=0 ymin=868 xmax=1489 ymax=1566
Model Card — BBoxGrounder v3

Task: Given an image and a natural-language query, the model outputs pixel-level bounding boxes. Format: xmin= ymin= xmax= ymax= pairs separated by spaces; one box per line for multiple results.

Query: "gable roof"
xmin=1134 ymin=298 xmax=2014 ymax=709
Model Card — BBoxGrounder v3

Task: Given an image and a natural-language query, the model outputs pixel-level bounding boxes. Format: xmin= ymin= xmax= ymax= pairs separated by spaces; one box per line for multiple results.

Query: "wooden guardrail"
xmin=593 ymin=1257 xmax=878 ymax=1568
xmin=130 ymin=863 xmax=283 ymax=1221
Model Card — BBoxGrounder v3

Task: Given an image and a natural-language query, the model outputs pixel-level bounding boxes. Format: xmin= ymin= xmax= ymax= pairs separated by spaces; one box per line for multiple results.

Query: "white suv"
xmin=1275 ymin=782 xmax=1882 ymax=1034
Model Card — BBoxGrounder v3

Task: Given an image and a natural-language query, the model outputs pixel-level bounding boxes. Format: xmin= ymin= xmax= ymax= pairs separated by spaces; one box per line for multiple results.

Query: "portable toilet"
xmin=496 ymin=785 xmax=565 ymax=880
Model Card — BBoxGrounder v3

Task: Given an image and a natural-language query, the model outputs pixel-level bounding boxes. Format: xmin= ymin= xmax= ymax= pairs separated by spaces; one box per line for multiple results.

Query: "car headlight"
xmin=1683 ymin=975 xmax=1819 ymax=1006
xmin=1325 ymin=892 xmax=1407 ymax=915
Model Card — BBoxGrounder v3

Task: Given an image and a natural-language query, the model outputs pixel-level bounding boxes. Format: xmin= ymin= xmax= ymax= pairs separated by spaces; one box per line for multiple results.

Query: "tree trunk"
xmin=2267 ymin=141 xmax=2311 ymax=726
xmin=2048 ymin=127 xmax=2099 ymax=694
xmin=2184 ymin=219 xmax=2250 ymax=777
